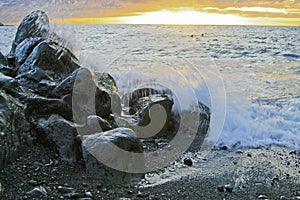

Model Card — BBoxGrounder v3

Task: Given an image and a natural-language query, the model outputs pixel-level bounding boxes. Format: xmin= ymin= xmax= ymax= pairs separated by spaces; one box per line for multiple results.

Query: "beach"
xmin=0 ymin=11 xmax=299 ymax=200
xmin=0 ymin=144 xmax=299 ymax=199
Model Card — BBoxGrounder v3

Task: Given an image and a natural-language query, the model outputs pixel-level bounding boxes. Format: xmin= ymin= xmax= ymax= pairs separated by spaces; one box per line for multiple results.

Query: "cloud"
xmin=0 ymin=0 xmax=299 ymax=24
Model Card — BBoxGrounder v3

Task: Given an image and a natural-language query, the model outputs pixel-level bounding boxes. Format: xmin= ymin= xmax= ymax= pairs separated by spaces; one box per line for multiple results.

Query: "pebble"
xmin=64 ymin=192 xmax=80 ymax=199
xmin=85 ymin=191 xmax=93 ymax=198
xmin=217 ymin=185 xmax=225 ymax=192
xmin=220 ymin=146 xmax=228 ymax=150
xmin=280 ymin=196 xmax=290 ymax=200
xmin=28 ymin=180 xmax=38 ymax=186
xmin=183 ymin=158 xmax=193 ymax=167
xmin=82 ymin=182 xmax=88 ymax=187
xmin=27 ymin=186 xmax=47 ymax=197
xmin=101 ymin=187 xmax=107 ymax=193
xmin=247 ymin=153 xmax=252 ymax=157
xmin=79 ymin=198 xmax=92 ymax=200
xmin=157 ymin=142 xmax=168 ymax=148
xmin=225 ymin=184 xmax=234 ymax=192
xmin=0 ymin=182 xmax=2 ymax=193
xmin=57 ymin=186 xmax=75 ymax=193
xmin=148 ymin=195 xmax=157 ymax=200
xmin=127 ymin=190 xmax=133 ymax=195
xmin=118 ymin=198 xmax=131 ymax=200
xmin=137 ymin=191 xmax=143 ymax=197
xmin=236 ymin=150 xmax=244 ymax=154
xmin=289 ymin=150 xmax=296 ymax=155
xmin=258 ymin=194 xmax=269 ymax=199
xmin=154 ymin=139 xmax=165 ymax=144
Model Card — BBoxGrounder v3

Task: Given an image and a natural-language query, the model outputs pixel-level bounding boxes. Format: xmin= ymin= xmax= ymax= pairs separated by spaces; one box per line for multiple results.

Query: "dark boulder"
xmin=36 ymin=80 xmax=57 ymax=97
xmin=25 ymin=97 xmax=72 ymax=121
xmin=0 ymin=73 xmax=19 ymax=95
xmin=0 ymin=64 xmax=14 ymax=77
xmin=136 ymin=94 xmax=173 ymax=138
xmin=17 ymin=40 xmax=80 ymax=83
xmin=0 ymin=91 xmax=30 ymax=169
xmin=0 ymin=51 xmax=8 ymax=66
xmin=0 ymin=22 xmax=3 ymax=26
xmin=124 ymin=88 xmax=174 ymax=138
xmin=52 ymin=67 xmax=90 ymax=98
xmin=81 ymin=128 xmax=144 ymax=184
xmin=0 ymin=72 xmax=37 ymax=100
xmin=15 ymin=37 xmax=45 ymax=66
xmin=9 ymin=10 xmax=50 ymax=56
xmin=37 ymin=115 xmax=81 ymax=164
xmin=177 ymin=102 xmax=210 ymax=152
xmin=94 ymin=72 xmax=122 ymax=116
xmin=122 ymin=88 xmax=167 ymax=115
xmin=69 ymin=68 xmax=122 ymax=123
xmin=94 ymin=72 xmax=119 ymax=95
xmin=16 ymin=66 xmax=52 ymax=92
xmin=0 ymin=72 xmax=29 ymax=99
xmin=198 ymin=102 xmax=210 ymax=134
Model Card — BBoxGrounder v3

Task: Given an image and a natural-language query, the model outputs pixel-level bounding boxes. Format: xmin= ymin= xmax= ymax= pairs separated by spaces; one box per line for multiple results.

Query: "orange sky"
xmin=0 ymin=0 xmax=299 ymax=25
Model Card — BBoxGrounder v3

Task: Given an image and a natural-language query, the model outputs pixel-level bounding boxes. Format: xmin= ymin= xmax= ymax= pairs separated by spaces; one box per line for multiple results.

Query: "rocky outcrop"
xmin=0 ymin=91 xmax=30 ymax=169
xmin=0 ymin=10 xmax=211 ymax=181
xmin=0 ymin=22 xmax=4 ymax=26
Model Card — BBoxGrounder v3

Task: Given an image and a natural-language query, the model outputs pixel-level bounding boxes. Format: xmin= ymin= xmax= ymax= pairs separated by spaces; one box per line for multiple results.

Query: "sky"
xmin=0 ymin=0 xmax=299 ymax=25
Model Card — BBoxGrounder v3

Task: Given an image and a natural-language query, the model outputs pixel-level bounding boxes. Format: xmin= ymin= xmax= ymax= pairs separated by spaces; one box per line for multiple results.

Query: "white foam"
xmin=112 ymin=62 xmax=300 ymax=150
xmin=216 ymin=97 xmax=300 ymax=149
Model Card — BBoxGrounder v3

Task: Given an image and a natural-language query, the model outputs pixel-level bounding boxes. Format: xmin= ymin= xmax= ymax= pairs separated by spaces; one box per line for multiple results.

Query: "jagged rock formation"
xmin=0 ymin=10 xmax=210 ymax=184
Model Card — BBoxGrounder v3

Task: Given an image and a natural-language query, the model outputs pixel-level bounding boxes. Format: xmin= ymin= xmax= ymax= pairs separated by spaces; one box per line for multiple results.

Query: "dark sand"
xmin=0 ymin=144 xmax=299 ymax=199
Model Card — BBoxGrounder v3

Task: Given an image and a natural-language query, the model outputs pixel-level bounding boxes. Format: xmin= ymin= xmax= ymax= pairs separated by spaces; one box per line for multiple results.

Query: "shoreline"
xmin=1 ymin=144 xmax=299 ymax=199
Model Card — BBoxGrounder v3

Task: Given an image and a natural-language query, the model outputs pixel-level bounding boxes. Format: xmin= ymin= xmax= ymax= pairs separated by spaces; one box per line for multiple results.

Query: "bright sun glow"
xmin=117 ymin=9 xmax=252 ymax=25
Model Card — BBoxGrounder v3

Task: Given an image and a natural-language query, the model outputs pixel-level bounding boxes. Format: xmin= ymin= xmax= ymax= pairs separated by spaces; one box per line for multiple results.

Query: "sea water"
xmin=0 ymin=24 xmax=299 ymax=149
